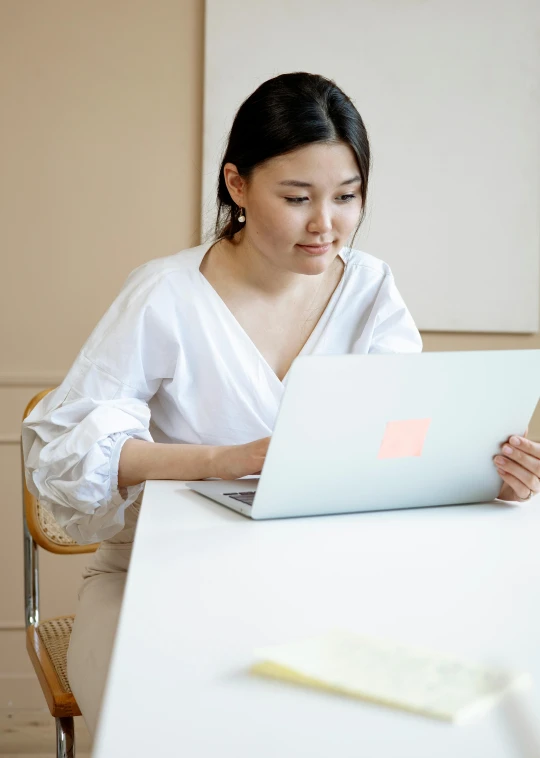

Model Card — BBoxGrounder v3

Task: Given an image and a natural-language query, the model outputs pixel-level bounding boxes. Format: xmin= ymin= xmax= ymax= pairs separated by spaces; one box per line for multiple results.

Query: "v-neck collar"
xmin=196 ymin=239 xmax=349 ymax=387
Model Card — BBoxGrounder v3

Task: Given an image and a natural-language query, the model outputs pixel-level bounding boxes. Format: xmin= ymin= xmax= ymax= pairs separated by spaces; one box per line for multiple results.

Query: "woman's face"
xmin=224 ymin=141 xmax=364 ymax=275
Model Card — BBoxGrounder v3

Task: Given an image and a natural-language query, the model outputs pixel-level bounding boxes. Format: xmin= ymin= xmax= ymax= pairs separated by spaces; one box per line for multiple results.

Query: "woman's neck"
xmin=217 ymin=231 xmax=342 ymax=301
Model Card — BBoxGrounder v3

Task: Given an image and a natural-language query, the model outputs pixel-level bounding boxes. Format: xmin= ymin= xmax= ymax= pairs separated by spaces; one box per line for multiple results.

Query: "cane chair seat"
xmin=26 ymin=615 xmax=81 ymax=718
xmin=37 ymin=617 xmax=75 ymax=693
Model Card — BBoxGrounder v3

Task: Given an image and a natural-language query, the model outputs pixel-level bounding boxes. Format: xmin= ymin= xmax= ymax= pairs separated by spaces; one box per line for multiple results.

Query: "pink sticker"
xmin=377 ymin=418 xmax=432 ymax=459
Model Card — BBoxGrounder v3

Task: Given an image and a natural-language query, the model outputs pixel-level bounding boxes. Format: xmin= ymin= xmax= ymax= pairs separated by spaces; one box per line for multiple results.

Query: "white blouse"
xmin=22 ymin=240 xmax=423 ymax=544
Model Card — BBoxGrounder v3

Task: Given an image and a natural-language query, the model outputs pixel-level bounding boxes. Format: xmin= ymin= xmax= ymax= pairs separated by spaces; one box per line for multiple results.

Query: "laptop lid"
xmin=247 ymin=350 xmax=540 ymax=519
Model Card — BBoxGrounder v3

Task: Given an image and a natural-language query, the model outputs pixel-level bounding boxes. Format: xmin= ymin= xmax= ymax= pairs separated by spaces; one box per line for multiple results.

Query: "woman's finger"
xmin=510 ymin=434 xmax=539 ymax=455
xmin=495 ymin=455 xmax=539 ymax=490
xmin=496 ymin=466 xmax=533 ymax=500
xmin=496 ymin=451 xmax=539 ymax=488
xmin=495 ymin=437 xmax=540 ymax=478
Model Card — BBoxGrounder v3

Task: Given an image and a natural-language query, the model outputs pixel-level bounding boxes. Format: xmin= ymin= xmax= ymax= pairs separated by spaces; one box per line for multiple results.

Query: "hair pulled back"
xmin=213 ymin=72 xmax=371 ymax=246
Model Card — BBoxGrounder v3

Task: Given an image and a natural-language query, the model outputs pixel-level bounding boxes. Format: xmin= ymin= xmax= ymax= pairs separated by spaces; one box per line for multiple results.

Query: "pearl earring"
xmin=238 ymin=207 xmax=246 ymax=223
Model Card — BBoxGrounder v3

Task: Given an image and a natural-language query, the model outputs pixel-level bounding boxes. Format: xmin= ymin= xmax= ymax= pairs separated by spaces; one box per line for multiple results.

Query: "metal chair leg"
xmin=56 ymin=716 xmax=75 ymax=758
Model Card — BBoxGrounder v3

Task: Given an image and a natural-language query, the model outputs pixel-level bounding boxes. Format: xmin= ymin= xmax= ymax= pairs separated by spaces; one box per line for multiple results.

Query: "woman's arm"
xmin=118 ymin=438 xmax=217 ymax=487
xmin=118 ymin=436 xmax=272 ymax=487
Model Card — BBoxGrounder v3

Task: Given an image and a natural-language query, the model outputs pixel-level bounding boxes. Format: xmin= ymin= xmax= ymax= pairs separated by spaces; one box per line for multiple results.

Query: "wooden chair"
xmin=21 ymin=388 xmax=100 ymax=758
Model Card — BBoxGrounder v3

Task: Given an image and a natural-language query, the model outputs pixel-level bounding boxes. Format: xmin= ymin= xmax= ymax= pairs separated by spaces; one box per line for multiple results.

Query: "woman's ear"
xmin=223 ymin=163 xmax=246 ymax=207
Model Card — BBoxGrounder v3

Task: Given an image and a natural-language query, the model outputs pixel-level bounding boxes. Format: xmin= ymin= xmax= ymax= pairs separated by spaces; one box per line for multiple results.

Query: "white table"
xmin=93 ymin=483 xmax=540 ymax=757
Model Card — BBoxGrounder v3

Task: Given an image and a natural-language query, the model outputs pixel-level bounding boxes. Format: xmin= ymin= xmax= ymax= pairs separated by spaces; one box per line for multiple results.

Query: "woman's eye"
xmin=284 ymin=195 xmax=357 ymax=204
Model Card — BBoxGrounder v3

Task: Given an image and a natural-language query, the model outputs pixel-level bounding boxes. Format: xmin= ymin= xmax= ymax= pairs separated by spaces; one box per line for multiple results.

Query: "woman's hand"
xmin=495 ymin=427 xmax=540 ymax=501
xmin=210 ymin=436 xmax=271 ymax=480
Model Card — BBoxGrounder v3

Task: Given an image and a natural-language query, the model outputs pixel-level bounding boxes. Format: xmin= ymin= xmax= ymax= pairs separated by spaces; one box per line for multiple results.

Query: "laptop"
xmin=186 ymin=350 xmax=540 ymax=519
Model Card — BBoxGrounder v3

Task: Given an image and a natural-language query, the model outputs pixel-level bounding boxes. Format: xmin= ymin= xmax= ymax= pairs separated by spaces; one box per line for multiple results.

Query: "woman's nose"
xmin=307 ymin=205 xmax=333 ymax=233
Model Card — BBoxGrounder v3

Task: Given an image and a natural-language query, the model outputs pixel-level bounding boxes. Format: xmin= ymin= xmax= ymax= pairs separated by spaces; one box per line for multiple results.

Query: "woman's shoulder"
xmin=125 ymin=242 xmax=206 ymax=290
xmin=111 ymin=243 xmax=209 ymax=311
xmin=342 ymin=246 xmax=393 ymax=277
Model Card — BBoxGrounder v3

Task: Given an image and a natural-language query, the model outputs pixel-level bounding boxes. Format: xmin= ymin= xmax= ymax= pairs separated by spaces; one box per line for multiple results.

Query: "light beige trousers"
xmin=66 ymin=492 xmax=143 ymax=741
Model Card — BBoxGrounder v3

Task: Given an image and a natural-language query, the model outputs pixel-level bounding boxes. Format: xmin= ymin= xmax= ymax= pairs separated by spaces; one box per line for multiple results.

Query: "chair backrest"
xmin=22 ymin=388 xmax=99 ymax=554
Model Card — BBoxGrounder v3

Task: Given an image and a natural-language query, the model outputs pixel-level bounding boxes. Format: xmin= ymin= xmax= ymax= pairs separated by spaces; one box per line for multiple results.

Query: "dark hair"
xmin=212 ymin=72 xmax=371 ymax=246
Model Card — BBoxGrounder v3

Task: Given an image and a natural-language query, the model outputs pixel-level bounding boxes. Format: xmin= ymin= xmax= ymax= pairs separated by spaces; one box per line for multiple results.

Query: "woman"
xmin=21 ymin=72 xmax=539 ymax=740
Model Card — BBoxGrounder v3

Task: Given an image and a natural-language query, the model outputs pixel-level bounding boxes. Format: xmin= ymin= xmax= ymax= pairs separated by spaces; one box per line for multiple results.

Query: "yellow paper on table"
xmin=250 ymin=629 xmax=531 ymax=724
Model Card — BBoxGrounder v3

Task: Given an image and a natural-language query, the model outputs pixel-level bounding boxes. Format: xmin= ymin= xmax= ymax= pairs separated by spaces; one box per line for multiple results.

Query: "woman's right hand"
xmin=210 ymin=436 xmax=271 ymax=480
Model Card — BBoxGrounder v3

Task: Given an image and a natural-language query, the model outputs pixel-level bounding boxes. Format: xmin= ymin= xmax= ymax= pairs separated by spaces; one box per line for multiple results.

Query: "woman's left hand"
xmin=495 ymin=427 xmax=540 ymax=501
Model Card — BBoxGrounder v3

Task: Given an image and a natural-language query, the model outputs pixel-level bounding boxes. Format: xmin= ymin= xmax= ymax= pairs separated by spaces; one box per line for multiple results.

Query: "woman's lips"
xmin=296 ymin=243 xmax=332 ymax=255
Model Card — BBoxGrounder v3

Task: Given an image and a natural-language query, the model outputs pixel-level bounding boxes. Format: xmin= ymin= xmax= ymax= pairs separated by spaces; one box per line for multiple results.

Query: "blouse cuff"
xmin=109 ymin=432 xmax=141 ymax=503
xmin=32 ymin=430 xmax=150 ymax=545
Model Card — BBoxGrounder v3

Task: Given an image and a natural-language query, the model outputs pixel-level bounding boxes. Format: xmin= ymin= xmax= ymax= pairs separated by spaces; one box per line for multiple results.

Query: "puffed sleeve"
xmin=367 ymin=272 xmax=423 ymax=354
xmin=22 ymin=263 xmax=178 ymax=544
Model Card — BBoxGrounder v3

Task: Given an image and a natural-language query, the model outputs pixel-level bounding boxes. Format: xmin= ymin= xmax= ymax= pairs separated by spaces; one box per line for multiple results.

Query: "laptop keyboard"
xmin=226 ymin=491 xmax=256 ymax=506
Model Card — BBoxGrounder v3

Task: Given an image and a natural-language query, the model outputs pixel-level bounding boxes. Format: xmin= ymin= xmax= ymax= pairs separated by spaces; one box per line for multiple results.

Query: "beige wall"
xmin=1 ymin=1 xmax=538 ymax=707
xmin=0 ymin=0 xmax=204 ymax=706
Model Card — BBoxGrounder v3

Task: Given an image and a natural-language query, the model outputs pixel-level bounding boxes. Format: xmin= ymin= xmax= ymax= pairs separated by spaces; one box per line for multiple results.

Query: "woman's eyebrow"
xmin=277 ymin=175 xmax=362 ymax=188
